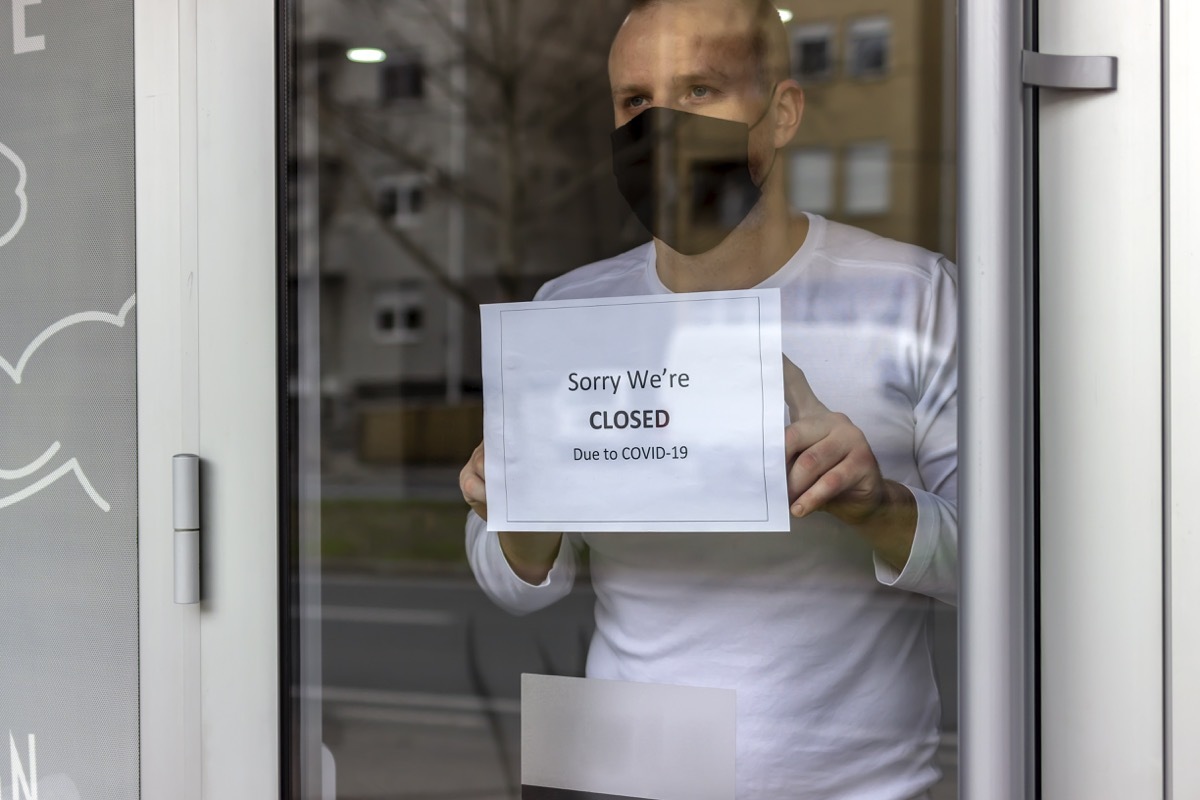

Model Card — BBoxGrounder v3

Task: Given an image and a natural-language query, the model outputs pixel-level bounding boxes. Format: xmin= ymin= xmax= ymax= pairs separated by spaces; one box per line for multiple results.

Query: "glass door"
xmin=281 ymin=1 xmax=961 ymax=798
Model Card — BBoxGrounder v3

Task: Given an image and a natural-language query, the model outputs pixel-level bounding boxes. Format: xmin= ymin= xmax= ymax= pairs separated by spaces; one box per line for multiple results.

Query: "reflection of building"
xmin=778 ymin=0 xmax=957 ymax=256
xmin=298 ymin=0 xmax=635 ymax=465
xmin=299 ymin=0 xmax=956 ymax=467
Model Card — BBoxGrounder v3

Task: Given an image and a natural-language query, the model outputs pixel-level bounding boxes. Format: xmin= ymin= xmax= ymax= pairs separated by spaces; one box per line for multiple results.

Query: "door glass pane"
xmin=285 ymin=1 xmax=958 ymax=797
xmin=0 ymin=2 xmax=138 ymax=798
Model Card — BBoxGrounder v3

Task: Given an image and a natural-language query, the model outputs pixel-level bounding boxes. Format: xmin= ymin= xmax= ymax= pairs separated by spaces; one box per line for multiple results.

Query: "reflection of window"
xmin=376 ymin=174 xmax=426 ymax=228
xmin=844 ymin=142 xmax=891 ymax=215
xmin=689 ymin=161 xmax=759 ymax=229
xmin=788 ymin=149 xmax=835 ymax=214
xmin=847 ymin=17 xmax=891 ymax=78
xmin=372 ymin=288 xmax=425 ymax=344
xmin=791 ymin=23 xmax=835 ymax=82
xmin=380 ymin=52 xmax=425 ymax=102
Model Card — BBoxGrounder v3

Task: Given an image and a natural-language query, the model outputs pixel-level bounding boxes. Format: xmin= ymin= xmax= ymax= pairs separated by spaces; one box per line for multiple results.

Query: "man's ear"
xmin=772 ymin=79 xmax=805 ymax=149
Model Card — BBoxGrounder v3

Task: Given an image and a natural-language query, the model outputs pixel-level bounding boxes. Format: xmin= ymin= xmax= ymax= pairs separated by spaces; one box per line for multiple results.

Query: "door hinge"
xmin=1022 ymin=51 xmax=1118 ymax=91
xmin=173 ymin=454 xmax=201 ymax=604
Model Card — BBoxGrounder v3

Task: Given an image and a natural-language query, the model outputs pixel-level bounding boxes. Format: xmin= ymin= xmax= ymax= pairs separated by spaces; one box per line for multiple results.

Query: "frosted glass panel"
xmin=0 ymin=1 xmax=138 ymax=797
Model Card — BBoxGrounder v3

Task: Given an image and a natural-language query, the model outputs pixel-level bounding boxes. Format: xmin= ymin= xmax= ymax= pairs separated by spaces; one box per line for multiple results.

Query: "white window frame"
xmin=371 ymin=287 xmax=426 ymax=345
xmin=790 ymin=22 xmax=836 ymax=82
xmin=845 ymin=15 xmax=891 ymax=79
xmin=379 ymin=49 xmax=426 ymax=104
xmin=842 ymin=141 xmax=891 ymax=215
xmin=376 ymin=173 xmax=427 ymax=229
xmin=787 ymin=147 xmax=836 ymax=214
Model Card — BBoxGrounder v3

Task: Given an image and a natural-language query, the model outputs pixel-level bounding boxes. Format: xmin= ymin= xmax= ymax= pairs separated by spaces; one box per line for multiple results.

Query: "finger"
xmin=792 ymin=460 xmax=859 ymax=517
xmin=459 ymin=466 xmax=485 ymax=504
xmin=782 ymin=355 xmax=829 ymax=422
xmin=784 ymin=414 xmax=836 ymax=459
xmin=787 ymin=435 xmax=852 ymax=502
xmin=460 ymin=443 xmax=487 ymax=504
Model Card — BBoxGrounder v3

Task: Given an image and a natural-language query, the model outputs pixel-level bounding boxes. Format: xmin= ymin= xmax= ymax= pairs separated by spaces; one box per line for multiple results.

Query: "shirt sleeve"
xmin=465 ymin=510 xmax=578 ymax=615
xmin=874 ymin=257 xmax=959 ymax=605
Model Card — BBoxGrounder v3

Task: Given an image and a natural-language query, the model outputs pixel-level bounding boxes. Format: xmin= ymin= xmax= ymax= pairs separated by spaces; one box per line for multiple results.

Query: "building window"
xmin=376 ymin=174 xmax=426 ymax=228
xmin=844 ymin=142 xmax=891 ymax=215
xmin=791 ymin=23 xmax=835 ymax=82
xmin=788 ymin=149 xmax=835 ymax=214
xmin=846 ymin=16 xmax=891 ymax=78
xmin=372 ymin=288 xmax=426 ymax=344
xmin=380 ymin=52 xmax=425 ymax=102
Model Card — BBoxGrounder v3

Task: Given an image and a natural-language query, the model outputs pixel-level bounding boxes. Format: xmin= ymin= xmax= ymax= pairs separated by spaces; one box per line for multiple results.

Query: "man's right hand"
xmin=460 ymin=442 xmax=489 ymax=520
xmin=460 ymin=442 xmax=563 ymax=585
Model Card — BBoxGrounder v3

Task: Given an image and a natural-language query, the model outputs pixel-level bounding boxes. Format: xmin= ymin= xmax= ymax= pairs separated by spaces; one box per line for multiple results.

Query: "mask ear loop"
xmin=747 ymin=82 xmax=782 ymax=188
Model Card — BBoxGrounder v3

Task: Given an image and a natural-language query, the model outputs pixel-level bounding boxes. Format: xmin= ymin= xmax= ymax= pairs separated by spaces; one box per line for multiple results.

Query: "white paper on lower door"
xmin=521 ymin=673 xmax=736 ymax=800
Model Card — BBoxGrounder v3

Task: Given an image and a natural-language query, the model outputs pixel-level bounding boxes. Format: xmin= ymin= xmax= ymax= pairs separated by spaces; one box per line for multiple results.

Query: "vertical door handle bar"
xmin=959 ymin=1 xmax=1031 ymax=798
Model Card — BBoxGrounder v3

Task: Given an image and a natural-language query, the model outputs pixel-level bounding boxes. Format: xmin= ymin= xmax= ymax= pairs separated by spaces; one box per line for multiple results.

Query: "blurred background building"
xmin=779 ymin=0 xmax=957 ymax=255
xmin=292 ymin=4 xmax=961 ymax=796
xmin=298 ymin=0 xmax=956 ymax=473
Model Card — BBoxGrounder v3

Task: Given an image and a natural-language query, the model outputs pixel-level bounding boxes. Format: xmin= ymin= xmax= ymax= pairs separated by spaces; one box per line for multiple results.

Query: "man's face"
xmin=609 ymin=0 xmax=776 ymax=177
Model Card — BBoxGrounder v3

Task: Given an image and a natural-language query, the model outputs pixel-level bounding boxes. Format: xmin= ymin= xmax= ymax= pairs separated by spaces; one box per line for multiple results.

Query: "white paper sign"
xmin=521 ymin=674 xmax=736 ymax=800
xmin=481 ymin=290 xmax=789 ymax=532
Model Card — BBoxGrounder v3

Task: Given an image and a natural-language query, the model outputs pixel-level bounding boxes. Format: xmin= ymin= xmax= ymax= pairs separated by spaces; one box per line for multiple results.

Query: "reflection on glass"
xmin=290 ymin=0 xmax=958 ymax=798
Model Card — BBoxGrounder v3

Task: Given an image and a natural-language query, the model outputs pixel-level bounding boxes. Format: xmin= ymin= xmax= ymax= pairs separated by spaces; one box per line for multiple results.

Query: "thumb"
xmin=783 ymin=354 xmax=828 ymax=422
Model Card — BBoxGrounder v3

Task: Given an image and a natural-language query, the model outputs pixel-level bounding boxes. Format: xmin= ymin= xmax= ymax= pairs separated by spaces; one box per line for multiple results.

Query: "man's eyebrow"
xmin=676 ymin=68 xmax=734 ymax=85
xmin=611 ymin=83 xmax=650 ymax=98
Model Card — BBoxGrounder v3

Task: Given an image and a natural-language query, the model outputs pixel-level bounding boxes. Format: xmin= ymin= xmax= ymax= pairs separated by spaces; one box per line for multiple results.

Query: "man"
xmin=460 ymin=1 xmax=957 ymax=797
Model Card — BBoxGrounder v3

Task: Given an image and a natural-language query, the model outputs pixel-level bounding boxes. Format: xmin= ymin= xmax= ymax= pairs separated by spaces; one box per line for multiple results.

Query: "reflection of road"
xmin=318 ymin=573 xmax=959 ymax=800
xmin=319 ymin=573 xmax=593 ymax=799
xmin=321 ymin=467 xmax=463 ymax=503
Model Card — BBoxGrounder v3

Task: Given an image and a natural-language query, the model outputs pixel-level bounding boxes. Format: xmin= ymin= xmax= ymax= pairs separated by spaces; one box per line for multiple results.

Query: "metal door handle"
xmin=1022 ymin=51 xmax=1118 ymax=90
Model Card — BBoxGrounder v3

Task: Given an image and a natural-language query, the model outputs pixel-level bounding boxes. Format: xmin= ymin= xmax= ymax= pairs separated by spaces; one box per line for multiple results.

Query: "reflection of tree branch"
xmin=351 ymin=0 xmax=496 ymax=114
xmin=514 ymin=4 xmax=612 ymax=85
xmin=524 ymin=154 xmax=612 ymax=226
xmin=310 ymin=0 xmax=631 ymax=305
xmin=483 ymin=0 xmax=505 ymax=67
xmin=325 ymin=98 xmax=499 ymax=216
xmin=339 ymin=156 xmax=483 ymax=309
xmin=358 ymin=0 xmax=502 ymax=76
xmin=520 ymin=78 xmax=611 ymax=139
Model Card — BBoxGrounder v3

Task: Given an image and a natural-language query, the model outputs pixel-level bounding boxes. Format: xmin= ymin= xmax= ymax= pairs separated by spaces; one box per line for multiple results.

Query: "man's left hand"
xmin=783 ymin=356 xmax=886 ymax=523
xmin=782 ymin=357 xmax=917 ymax=569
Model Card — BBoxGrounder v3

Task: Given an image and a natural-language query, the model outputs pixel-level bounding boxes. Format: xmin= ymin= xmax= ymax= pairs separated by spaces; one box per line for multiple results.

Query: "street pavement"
xmin=314 ymin=572 xmax=959 ymax=800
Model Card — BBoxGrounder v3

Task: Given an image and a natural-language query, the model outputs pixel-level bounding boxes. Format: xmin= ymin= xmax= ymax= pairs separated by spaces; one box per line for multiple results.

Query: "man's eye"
xmin=626 ymin=96 xmax=647 ymax=109
xmin=690 ymin=86 xmax=711 ymax=98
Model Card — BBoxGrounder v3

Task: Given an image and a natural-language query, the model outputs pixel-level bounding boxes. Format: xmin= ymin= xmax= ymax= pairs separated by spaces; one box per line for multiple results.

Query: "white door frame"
xmin=138 ymin=0 xmax=282 ymax=796
xmin=1036 ymin=0 xmax=1164 ymax=797
xmin=162 ymin=0 xmax=1200 ymax=797
xmin=136 ymin=0 xmax=201 ymax=796
xmin=1166 ymin=2 xmax=1200 ymax=798
xmin=193 ymin=0 xmax=283 ymax=796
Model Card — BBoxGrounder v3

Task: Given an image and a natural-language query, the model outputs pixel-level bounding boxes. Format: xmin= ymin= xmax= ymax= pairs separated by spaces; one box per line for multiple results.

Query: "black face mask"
xmin=611 ymin=103 xmax=774 ymax=256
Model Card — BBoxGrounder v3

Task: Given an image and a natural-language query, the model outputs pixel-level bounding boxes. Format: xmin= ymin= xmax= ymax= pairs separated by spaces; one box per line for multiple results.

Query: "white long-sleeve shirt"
xmin=468 ymin=214 xmax=958 ymax=799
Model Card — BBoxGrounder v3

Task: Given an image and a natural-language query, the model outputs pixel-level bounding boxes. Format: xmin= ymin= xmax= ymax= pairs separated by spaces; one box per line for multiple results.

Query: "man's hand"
xmin=460 ymin=442 xmax=489 ymax=520
xmin=783 ymin=357 xmax=916 ymax=569
xmin=459 ymin=442 xmax=563 ymax=584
